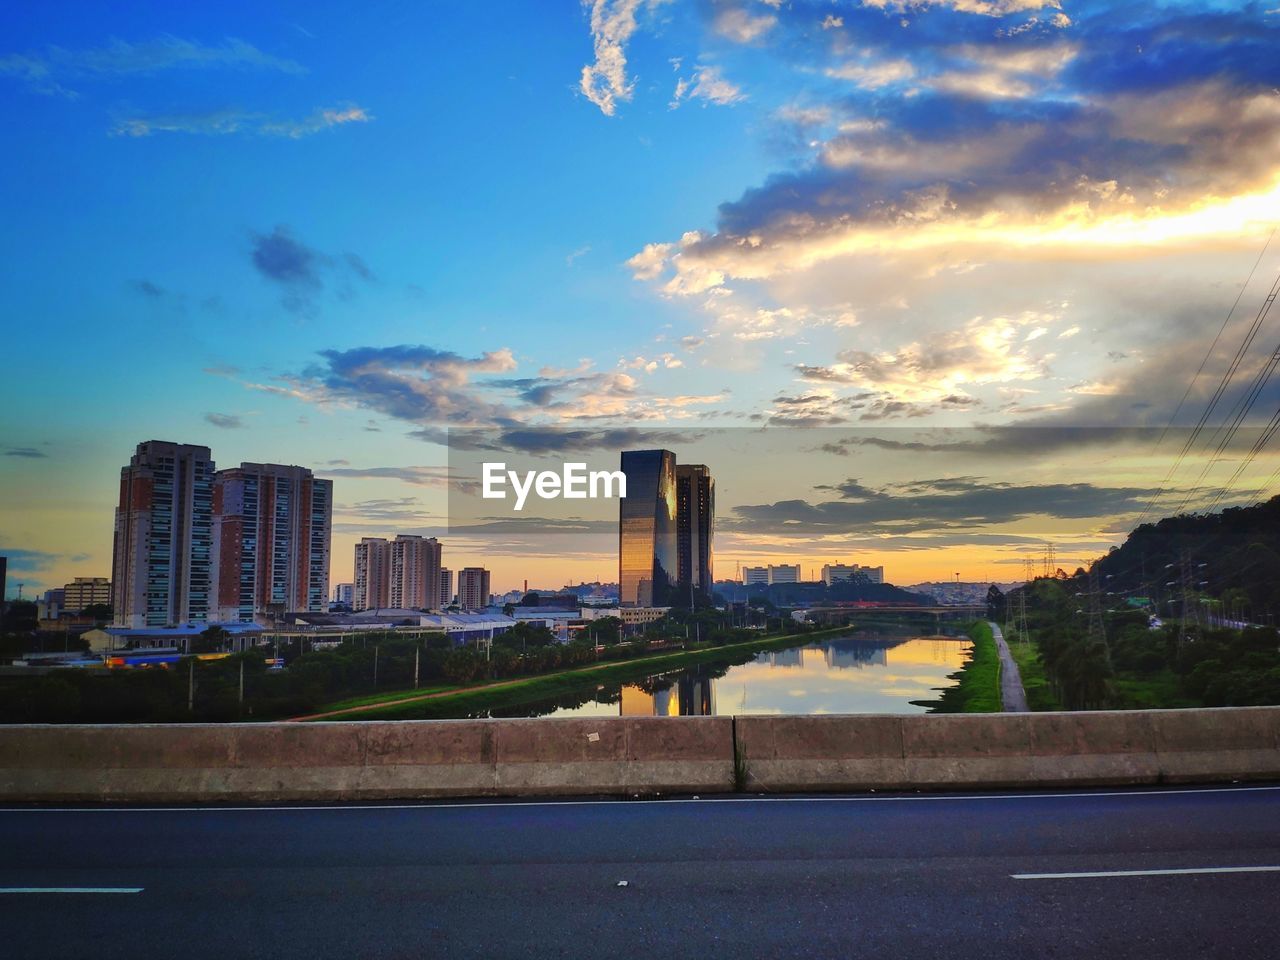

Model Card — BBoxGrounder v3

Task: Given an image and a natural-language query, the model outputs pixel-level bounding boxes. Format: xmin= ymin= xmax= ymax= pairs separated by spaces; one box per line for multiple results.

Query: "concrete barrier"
xmin=736 ymin=708 xmax=1280 ymax=792
xmin=0 ymin=717 xmax=734 ymax=802
xmin=1 ymin=708 xmax=1277 ymax=802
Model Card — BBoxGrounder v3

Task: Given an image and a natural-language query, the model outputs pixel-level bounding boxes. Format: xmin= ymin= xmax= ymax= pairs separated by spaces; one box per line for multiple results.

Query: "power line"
xmin=1135 ymin=233 xmax=1280 ymax=524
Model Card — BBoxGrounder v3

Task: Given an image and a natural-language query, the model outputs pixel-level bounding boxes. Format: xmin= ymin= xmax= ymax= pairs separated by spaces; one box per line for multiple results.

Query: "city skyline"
xmin=6 ymin=3 xmax=1280 ymax=596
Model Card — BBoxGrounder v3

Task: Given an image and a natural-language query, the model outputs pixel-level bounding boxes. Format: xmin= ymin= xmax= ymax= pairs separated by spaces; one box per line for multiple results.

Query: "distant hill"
xmin=1094 ymin=496 xmax=1280 ymax=617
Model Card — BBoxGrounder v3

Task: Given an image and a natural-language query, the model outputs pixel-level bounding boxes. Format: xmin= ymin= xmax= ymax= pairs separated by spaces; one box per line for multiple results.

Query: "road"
xmin=991 ymin=620 xmax=1029 ymax=712
xmin=4 ymin=786 xmax=1280 ymax=959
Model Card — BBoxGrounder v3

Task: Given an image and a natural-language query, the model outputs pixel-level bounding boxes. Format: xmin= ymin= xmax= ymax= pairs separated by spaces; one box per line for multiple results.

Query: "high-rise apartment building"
xmin=389 ymin=535 xmax=443 ymax=610
xmin=112 ymin=441 xmax=216 ymax=627
xmin=62 ymin=577 xmax=111 ymax=614
xmin=675 ymin=463 xmax=715 ymax=601
xmin=618 ymin=449 xmax=677 ymax=607
xmin=457 ymin=567 xmax=491 ymax=610
xmin=439 ymin=567 xmax=453 ymax=607
xmin=332 ymin=583 xmax=354 ymax=605
xmin=354 ymin=536 xmax=447 ymax=611
xmin=353 ymin=538 xmax=391 ymax=611
xmin=212 ymin=463 xmax=332 ymax=623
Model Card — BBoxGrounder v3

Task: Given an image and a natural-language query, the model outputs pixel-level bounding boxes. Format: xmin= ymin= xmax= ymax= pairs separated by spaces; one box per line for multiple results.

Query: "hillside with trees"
xmin=1005 ymin=497 xmax=1280 ymax=710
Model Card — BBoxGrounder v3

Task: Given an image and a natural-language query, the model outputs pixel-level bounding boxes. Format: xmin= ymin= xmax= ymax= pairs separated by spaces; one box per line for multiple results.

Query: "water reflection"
xmin=501 ymin=634 xmax=973 ymax=719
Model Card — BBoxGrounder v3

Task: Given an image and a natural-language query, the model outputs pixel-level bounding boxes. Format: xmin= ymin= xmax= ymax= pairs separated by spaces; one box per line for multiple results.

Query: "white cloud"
xmin=580 ymin=0 xmax=666 ymax=116
xmin=111 ymin=102 xmax=372 ymax=138
xmin=795 ymin=315 xmax=1049 ymax=403
xmin=670 ymin=65 xmax=746 ymax=108
xmin=825 ymin=58 xmax=916 ymax=90
xmin=713 ymin=7 xmax=778 ymax=43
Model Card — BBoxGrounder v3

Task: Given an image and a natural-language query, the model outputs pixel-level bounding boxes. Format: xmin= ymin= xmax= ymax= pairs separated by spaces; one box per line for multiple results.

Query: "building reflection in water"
xmin=619 ymin=668 xmax=716 ymax=716
xmin=823 ymin=642 xmax=889 ymax=670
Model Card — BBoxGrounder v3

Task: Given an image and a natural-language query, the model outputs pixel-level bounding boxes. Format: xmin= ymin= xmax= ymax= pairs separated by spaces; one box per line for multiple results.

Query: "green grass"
xmin=1005 ymin=636 xmax=1063 ymax=711
xmin=304 ymin=625 xmax=858 ymax=721
xmin=322 ymin=684 xmax=455 ymax=712
xmin=915 ymin=621 xmax=1002 ymax=713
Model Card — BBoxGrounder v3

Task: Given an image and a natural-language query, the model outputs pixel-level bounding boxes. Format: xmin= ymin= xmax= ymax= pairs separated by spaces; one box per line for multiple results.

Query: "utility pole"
xmin=414 ymin=645 xmax=420 ymax=689
xmin=188 ymin=658 xmax=195 ymax=713
xmin=1085 ymin=566 xmax=1108 ymax=651
xmin=1178 ymin=550 xmax=1194 ymax=645
xmin=238 ymin=659 xmax=244 ymax=705
xmin=373 ymin=644 xmax=379 ymax=688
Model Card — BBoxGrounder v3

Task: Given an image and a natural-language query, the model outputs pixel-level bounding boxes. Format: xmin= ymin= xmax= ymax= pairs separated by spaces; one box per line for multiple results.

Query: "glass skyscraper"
xmin=676 ymin=463 xmax=715 ymax=602
xmin=619 ymin=449 xmax=678 ymax=607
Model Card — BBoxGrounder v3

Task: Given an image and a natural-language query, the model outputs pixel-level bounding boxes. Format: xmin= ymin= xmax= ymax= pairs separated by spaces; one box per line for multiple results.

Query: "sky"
xmin=4 ymin=0 xmax=1280 ymax=598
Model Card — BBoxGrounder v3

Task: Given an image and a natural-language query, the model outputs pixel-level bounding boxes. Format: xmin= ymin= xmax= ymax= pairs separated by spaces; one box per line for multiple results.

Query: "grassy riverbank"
xmin=302 ymin=625 xmax=857 ymax=721
xmin=1005 ymin=637 xmax=1063 ymax=711
xmin=915 ymin=621 xmax=1001 ymax=713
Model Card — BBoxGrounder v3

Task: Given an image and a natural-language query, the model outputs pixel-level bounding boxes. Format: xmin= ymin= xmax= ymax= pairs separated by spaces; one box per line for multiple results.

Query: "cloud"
xmin=825 ymin=58 xmax=916 ymax=90
xmin=248 ymin=225 xmax=375 ymax=314
xmin=580 ymin=0 xmax=666 ymax=116
xmin=257 ymin=103 xmax=373 ymax=138
xmin=5 ymin=447 xmax=47 ymax=458
xmin=671 ymin=65 xmax=746 ymax=108
xmin=1 ymin=35 xmax=305 ymax=96
xmin=129 ymin=279 xmax=166 ymax=298
xmin=712 ymin=7 xmax=777 ymax=44
xmin=631 ymin=8 xmax=1280 ymax=299
xmin=256 ymin=343 xmax=722 ymax=445
xmin=443 ymin=426 xmax=703 ymax=455
xmin=621 ymin=353 xmax=683 ymax=372
xmin=253 ymin=226 xmax=320 ymax=286
xmin=0 ymin=547 xmax=61 ymax=595
xmin=111 ymin=103 xmax=372 ymax=139
xmin=335 ymin=497 xmax=440 ymax=524
xmin=320 ymin=466 xmax=454 ymax=487
xmin=730 ymin=474 xmax=1156 ymax=539
xmin=204 ymin=412 xmax=245 ymax=429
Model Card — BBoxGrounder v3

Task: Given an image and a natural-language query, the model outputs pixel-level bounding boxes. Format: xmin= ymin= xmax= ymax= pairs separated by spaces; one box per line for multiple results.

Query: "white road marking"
xmin=0 ymin=887 xmax=143 ymax=894
xmin=1013 ymin=866 xmax=1280 ymax=880
xmin=1 ymin=784 xmax=1278 ymax=813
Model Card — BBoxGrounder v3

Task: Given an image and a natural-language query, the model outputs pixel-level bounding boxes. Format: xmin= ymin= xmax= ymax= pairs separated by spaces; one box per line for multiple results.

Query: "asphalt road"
xmin=4 ymin=786 xmax=1280 ymax=959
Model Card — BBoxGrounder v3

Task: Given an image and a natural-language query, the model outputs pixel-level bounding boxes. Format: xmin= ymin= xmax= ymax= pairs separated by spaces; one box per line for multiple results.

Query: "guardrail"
xmin=1 ymin=707 xmax=1277 ymax=802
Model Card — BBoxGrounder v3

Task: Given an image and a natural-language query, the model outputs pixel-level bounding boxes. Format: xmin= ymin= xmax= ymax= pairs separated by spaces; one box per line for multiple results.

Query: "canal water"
xmin=488 ymin=633 xmax=973 ymax=719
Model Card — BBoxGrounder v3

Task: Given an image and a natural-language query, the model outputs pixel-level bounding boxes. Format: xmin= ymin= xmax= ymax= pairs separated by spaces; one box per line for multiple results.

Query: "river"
xmin=482 ymin=633 xmax=974 ymax=718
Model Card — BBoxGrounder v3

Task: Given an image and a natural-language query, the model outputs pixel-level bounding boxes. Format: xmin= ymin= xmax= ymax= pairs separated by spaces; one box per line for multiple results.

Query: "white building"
xmin=822 ymin=563 xmax=885 ymax=585
xmin=742 ymin=564 xmax=801 ymax=585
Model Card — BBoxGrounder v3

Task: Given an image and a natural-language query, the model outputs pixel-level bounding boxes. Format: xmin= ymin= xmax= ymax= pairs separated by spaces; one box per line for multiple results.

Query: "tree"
xmin=80 ymin=603 xmax=113 ymax=623
xmin=985 ymin=585 xmax=1006 ymax=622
xmin=191 ymin=625 xmax=230 ymax=654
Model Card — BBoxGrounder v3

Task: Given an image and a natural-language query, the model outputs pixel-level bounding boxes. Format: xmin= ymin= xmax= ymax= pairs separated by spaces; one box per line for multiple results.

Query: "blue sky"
xmin=4 ymin=1 xmax=1280 ymax=595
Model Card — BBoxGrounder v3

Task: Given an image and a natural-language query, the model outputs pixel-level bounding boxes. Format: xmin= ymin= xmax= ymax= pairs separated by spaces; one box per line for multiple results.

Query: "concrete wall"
xmin=735 ymin=708 xmax=1280 ymax=792
xmin=1 ymin=708 xmax=1277 ymax=802
xmin=0 ymin=717 xmax=734 ymax=803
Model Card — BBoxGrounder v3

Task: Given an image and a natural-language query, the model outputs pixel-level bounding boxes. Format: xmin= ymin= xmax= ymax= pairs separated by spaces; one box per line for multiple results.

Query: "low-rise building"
xmin=63 ymin=577 xmax=111 ymax=613
xmin=742 ymin=564 xmax=801 ymax=585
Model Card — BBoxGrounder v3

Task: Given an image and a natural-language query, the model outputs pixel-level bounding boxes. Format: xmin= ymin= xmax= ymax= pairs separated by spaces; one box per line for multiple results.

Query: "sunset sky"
xmin=4 ymin=1 xmax=1280 ymax=597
